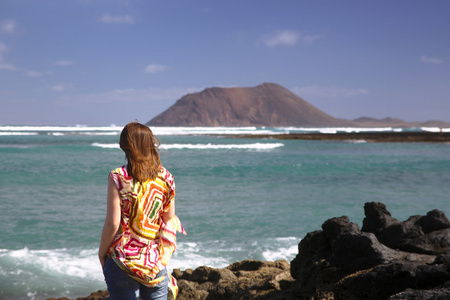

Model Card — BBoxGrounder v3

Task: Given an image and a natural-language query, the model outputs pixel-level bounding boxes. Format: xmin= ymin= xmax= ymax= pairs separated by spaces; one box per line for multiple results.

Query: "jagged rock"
xmin=173 ymin=259 xmax=295 ymax=300
xmin=362 ymin=202 xmax=450 ymax=254
xmin=389 ymin=279 xmax=450 ymax=300
xmin=362 ymin=202 xmax=401 ymax=234
xmin=47 ymin=290 xmax=109 ymax=300
xmin=334 ymin=260 xmax=435 ymax=299
xmin=415 ymin=255 xmax=450 ymax=289
xmin=176 ymin=280 xmax=208 ymax=300
xmin=290 ymin=202 xmax=450 ymax=300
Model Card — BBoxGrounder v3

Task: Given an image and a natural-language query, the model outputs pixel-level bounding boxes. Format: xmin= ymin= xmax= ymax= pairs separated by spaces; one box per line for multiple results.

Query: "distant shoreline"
xmin=228 ymin=131 xmax=450 ymax=143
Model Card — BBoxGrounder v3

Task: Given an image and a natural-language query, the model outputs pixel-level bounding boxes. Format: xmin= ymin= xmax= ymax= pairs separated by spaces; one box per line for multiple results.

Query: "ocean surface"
xmin=1 ymin=125 xmax=449 ymax=300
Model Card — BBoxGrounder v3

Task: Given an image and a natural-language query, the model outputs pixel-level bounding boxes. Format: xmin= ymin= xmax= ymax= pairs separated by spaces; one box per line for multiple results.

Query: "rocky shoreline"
xmin=49 ymin=202 xmax=450 ymax=300
xmin=232 ymin=131 xmax=450 ymax=143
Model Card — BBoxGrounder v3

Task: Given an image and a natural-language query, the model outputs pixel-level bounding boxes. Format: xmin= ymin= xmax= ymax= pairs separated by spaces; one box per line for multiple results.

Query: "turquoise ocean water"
xmin=1 ymin=125 xmax=449 ymax=299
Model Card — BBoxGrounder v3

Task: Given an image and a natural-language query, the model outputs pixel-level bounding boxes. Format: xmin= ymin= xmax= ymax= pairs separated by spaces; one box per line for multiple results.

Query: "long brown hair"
xmin=119 ymin=122 xmax=161 ymax=182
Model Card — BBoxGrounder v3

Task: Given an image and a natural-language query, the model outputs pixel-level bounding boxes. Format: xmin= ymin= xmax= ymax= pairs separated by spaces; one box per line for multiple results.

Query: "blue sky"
xmin=1 ymin=0 xmax=449 ymax=126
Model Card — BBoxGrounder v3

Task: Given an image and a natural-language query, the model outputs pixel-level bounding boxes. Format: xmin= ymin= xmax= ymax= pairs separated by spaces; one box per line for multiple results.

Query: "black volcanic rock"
xmin=147 ymin=83 xmax=353 ymax=127
xmin=362 ymin=202 xmax=450 ymax=255
xmin=290 ymin=202 xmax=450 ymax=300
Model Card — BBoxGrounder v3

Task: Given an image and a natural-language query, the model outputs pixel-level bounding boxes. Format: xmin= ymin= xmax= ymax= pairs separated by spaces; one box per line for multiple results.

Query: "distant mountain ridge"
xmin=147 ymin=83 xmax=353 ymax=127
xmin=146 ymin=83 xmax=450 ymax=127
xmin=352 ymin=117 xmax=450 ymax=128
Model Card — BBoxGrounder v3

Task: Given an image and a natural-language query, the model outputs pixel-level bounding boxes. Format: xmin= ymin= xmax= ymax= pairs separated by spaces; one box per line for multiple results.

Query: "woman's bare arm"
xmin=98 ymin=175 xmax=121 ymax=267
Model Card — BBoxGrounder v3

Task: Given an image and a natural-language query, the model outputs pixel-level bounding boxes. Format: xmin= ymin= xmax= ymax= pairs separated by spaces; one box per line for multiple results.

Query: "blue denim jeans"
xmin=103 ymin=257 xmax=169 ymax=300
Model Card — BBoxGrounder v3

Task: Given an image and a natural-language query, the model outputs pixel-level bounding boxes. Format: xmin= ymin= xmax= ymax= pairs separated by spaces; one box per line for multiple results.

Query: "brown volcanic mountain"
xmin=147 ymin=83 xmax=353 ymax=127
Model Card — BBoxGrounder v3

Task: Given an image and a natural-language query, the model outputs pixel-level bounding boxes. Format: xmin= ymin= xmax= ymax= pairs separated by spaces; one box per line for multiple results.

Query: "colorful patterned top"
xmin=108 ymin=165 xmax=186 ymax=297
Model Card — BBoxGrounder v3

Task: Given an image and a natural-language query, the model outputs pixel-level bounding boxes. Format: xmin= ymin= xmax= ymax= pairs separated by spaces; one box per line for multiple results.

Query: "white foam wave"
xmin=49 ymin=132 xmax=65 ymax=136
xmin=0 ymin=236 xmax=301 ymax=299
xmin=421 ymin=127 xmax=450 ymax=133
xmin=91 ymin=143 xmax=120 ymax=149
xmin=346 ymin=139 xmax=367 ymax=144
xmin=0 ymin=125 xmax=271 ymax=136
xmin=0 ymin=247 xmax=103 ymax=281
xmin=0 ymin=125 xmax=418 ymax=137
xmin=152 ymin=126 xmax=271 ymax=136
xmin=0 ymin=125 xmax=122 ymax=132
xmin=0 ymin=125 xmax=121 ymax=137
xmin=171 ymin=242 xmax=230 ymax=269
xmin=151 ymin=126 xmax=402 ymax=135
xmin=0 ymin=244 xmax=232 ymax=285
xmin=259 ymin=237 xmax=300 ymax=262
xmin=160 ymin=143 xmax=284 ymax=150
xmin=262 ymin=244 xmax=299 ymax=261
xmin=283 ymin=127 xmax=396 ymax=134
xmin=0 ymin=132 xmax=39 ymax=136
xmin=91 ymin=142 xmax=284 ymax=150
xmin=0 ymin=247 xmax=105 ymax=299
xmin=47 ymin=131 xmax=119 ymax=136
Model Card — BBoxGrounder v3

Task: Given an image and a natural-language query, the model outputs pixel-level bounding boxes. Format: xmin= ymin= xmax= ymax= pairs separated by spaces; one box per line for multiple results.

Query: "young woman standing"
xmin=99 ymin=122 xmax=186 ymax=300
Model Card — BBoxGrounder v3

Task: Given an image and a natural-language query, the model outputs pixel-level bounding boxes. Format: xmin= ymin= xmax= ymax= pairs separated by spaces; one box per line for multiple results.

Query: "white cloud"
xmin=0 ymin=19 xmax=18 ymax=34
xmin=0 ymin=41 xmax=7 ymax=54
xmin=56 ymin=60 xmax=75 ymax=66
xmin=145 ymin=64 xmax=167 ymax=74
xmin=0 ymin=41 xmax=8 ymax=62
xmin=26 ymin=71 xmax=43 ymax=77
xmin=263 ymin=30 xmax=319 ymax=47
xmin=0 ymin=41 xmax=18 ymax=71
xmin=264 ymin=30 xmax=299 ymax=46
xmin=98 ymin=14 xmax=134 ymax=24
xmin=420 ymin=55 xmax=444 ymax=64
xmin=301 ymin=34 xmax=320 ymax=44
xmin=0 ymin=62 xmax=17 ymax=71
xmin=292 ymin=85 xmax=369 ymax=99
xmin=52 ymin=84 xmax=68 ymax=92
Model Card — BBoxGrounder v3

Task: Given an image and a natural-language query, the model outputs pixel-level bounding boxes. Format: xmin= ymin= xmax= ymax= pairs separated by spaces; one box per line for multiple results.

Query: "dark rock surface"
xmin=232 ymin=131 xmax=450 ymax=143
xmin=47 ymin=290 xmax=109 ymax=300
xmin=51 ymin=202 xmax=450 ymax=300
xmin=289 ymin=202 xmax=450 ymax=300
xmin=173 ymin=259 xmax=295 ymax=300
xmin=362 ymin=202 xmax=450 ymax=255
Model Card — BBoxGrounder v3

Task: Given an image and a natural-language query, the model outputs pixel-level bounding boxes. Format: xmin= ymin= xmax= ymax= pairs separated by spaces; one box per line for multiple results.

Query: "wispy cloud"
xmin=56 ymin=60 xmax=75 ymax=66
xmin=145 ymin=64 xmax=168 ymax=74
xmin=98 ymin=14 xmax=134 ymax=24
xmin=0 ymin=19 xmax=18 ymax=34
xmin=0 ymin=41 xmax=7 ymax=53
xmin=0 ymin=41 xmax=18 ymax=71
xmin=26 ymin=71 xmax=44 ymax=77
xmin=420 ymin=55 xmax=444 ymax=64
xmin=52 ymin=84 xmax=70 ymax=92
xmin=0 ymin=41 xmax=7 ymax=62
xmin=263 ymin=30 xmax=320 ymax=47
xmin=0 ymin=62 xmax=17 ymax=71
xmin=292 ymin=85 xmax=369 ymax=99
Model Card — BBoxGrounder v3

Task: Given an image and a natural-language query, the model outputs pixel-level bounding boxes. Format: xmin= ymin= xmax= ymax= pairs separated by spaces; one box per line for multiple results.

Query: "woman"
xmin=99 ymin=122 xmax=186 ymax=300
